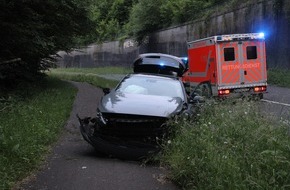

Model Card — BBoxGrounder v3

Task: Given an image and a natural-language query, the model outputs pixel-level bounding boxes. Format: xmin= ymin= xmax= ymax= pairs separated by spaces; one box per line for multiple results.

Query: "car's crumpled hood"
xmin=99 ymin=91 xmax=183 ymax=117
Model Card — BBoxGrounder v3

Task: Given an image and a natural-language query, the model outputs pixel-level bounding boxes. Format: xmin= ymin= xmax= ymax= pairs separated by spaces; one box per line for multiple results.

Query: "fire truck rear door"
xmin=217 ymin=40 xmax=266 ymax=87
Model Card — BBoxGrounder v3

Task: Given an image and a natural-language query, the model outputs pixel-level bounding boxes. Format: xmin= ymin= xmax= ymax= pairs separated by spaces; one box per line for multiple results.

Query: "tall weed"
xmin=162 ymin=99 xmax=290 ymax=189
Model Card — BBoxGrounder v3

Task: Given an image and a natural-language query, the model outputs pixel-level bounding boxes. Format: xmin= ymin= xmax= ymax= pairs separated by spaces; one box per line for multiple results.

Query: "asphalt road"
xmin=16 ymin=81 xmax=177 ymax=190
xmin=261 ymin=85 xmax=290 ymax=121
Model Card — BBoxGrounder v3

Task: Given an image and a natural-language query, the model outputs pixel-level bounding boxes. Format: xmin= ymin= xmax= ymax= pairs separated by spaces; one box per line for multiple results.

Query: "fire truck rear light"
xmin=218 ymin=89 xmax=230 ymax=95
xmin=254 ymin=86 xmax=267 ymax=92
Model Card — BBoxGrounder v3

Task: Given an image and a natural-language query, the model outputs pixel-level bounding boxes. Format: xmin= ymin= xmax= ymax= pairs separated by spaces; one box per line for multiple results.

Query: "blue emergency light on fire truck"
xmin=182 ymin=33 xmax=267 ymax=98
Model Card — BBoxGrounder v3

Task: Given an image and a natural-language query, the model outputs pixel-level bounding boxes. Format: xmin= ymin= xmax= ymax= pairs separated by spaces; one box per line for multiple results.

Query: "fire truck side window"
xmin=224 ymin=47 xmax=235 ymax=61
xmin=246 ymin=46 xmax=257 ymax=60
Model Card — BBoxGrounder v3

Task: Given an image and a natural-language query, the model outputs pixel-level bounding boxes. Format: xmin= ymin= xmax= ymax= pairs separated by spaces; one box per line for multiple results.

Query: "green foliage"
xmin=93 ymin=0 xmax=266 ymax=44
xmin=89 ymin=0 xmax=136 ymax=42
xmin=0 ymin=77 xmax=77 ymax=189
xmin=87 ymin=0 xmax=236 ymax=43
xmin=161 ymin=100 xmax=290 ymax=189
xmin=0 ymin=0 xmax=94 ymax=84
xmin=126 ymin=0 xmax=166 ymax=43
xmin=161 ymin=0 xmax=213 ymax=24
xmin=122 ymin=0 xmax=239 ymax=43
xmin=96 ymin=19 xmax=122 ymax=42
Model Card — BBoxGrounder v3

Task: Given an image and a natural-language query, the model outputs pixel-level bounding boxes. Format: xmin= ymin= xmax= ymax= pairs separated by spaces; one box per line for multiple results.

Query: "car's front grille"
xmin=110 ymin=118 xmax=157 ymax=123
xmin=100 ymin=113 xmax=167 ymax=137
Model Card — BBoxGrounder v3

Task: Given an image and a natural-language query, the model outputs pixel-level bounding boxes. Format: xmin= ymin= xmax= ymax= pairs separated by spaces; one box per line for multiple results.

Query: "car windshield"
xmin=116 ymin=75 xmax=185 ymax=101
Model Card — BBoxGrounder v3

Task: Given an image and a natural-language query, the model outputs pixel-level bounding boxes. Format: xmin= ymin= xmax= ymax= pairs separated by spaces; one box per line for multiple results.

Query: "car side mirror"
xmin=103 ymin=88 xmax=110 ymax=95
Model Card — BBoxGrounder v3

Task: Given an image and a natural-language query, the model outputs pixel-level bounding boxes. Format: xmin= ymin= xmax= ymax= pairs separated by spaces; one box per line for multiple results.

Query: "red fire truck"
xmin=182 ymin=33 xmax=267 ymax=98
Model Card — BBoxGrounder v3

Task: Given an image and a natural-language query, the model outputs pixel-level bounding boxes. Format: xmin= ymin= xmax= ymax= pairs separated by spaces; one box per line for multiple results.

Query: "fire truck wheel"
xmin=195 ymin=83 xmax=212 ymax=98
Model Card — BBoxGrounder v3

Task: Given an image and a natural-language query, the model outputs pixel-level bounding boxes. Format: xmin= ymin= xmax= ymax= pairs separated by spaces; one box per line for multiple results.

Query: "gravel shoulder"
xmin=16 ymin=81 xmax=177 ymax=190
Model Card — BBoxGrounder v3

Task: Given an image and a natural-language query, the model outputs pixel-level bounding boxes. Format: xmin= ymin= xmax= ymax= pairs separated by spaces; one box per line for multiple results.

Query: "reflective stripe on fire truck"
xmin=217 ymin=42 xmax=241 ymax=86
xmin=217 ymin=41 xmax=266 ymax=88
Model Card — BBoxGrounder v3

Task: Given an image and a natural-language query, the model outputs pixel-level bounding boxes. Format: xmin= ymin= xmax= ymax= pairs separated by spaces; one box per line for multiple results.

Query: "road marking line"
xmin=261 ymin=99 xmax=290 ymax=107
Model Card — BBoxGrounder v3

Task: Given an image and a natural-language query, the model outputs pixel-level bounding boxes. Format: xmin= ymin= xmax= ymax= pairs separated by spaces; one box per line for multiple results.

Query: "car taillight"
xmin=218 ymin=89 xmax=230 ymax=95
xmin=254 ymin=86 xmax=267 ymax=92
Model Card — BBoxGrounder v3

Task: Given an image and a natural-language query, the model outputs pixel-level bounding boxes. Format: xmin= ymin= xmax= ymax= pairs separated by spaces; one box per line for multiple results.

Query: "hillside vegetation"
xmin=0 ymin=0 xmax=250 ymax=84
xmin=86 ymin=0 xmax=248 ymax=43
xmin=1 ymin=0 xmax=287 ymax=85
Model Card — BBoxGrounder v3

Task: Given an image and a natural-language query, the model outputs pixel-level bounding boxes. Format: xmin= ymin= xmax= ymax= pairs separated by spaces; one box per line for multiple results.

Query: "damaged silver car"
xmin=78 ymin=53 xmax=200 ymax=160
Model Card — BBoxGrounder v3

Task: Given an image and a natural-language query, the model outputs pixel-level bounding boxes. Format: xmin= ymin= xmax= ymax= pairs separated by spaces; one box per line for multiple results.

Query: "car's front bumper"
xmin=78 ymin=115 xmax=161 ymax=160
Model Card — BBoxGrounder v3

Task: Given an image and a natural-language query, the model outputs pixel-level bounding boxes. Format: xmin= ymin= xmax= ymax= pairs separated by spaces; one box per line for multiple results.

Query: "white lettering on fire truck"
xmin=222 ymin=62 xmax=260 ymax=70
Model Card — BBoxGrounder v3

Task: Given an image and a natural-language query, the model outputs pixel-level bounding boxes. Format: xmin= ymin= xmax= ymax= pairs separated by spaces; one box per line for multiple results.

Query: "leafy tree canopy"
xmin=0 ymin=0 xmax=244 ymax=86
xmin=89 ymin=0 xmax=237 ymax=43
xmin=88 ymin=0 xmax=136 ymax=42
xmin=0 ymin=0 xmax=93 ymax=84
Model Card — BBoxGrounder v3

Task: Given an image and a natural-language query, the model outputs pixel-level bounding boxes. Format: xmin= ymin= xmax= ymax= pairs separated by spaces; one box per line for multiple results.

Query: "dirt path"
xmin=17 ymin=81 xmax=177 ymax=190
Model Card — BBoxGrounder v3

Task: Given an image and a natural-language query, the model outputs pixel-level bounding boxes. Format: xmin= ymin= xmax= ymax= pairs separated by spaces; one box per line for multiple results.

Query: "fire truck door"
xmin=217 ymin=41 xmax=265 ymax=86
xmin=217 ymin=41 xmax=241 ymax=86
xmin=239 ymin=41 xmax=266 ymax=85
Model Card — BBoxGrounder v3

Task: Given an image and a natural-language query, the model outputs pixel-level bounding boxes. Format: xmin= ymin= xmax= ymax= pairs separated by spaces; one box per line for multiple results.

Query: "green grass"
xmin=50 ymin=66 xmax=132 ymax=75
xmin=161 ymin=100 xmax=290 ymax=189
xmin=268 ymin=68 xmax=290 ymax=88
xmin=48 ymin=72 xmax=119 ymax=89
xmin=0 ymin=77 xmax=77 ymax=190
xmin=48 ymin=67 xmax=129 ymax=89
